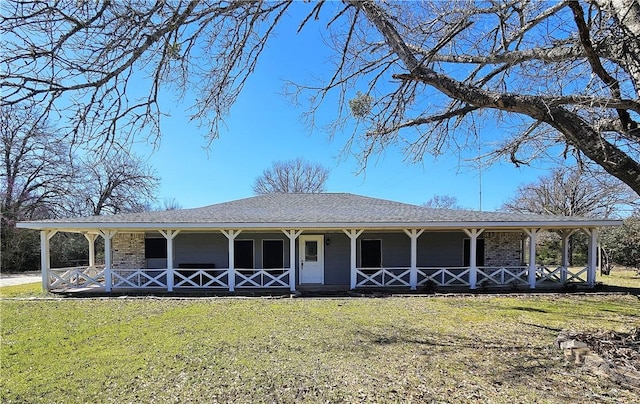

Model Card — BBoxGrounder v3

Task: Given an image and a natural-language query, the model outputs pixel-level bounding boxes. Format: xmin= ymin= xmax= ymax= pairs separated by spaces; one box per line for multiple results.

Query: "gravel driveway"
xmin=0 ymin=272 xmax=41 ymax=287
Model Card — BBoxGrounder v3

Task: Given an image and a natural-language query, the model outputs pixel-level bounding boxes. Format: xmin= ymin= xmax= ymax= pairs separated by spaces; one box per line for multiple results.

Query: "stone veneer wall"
xmin=111 ymin=232 xmax=145 ymax=269
xmin=484 ymin=231 xmax=523 ymax=267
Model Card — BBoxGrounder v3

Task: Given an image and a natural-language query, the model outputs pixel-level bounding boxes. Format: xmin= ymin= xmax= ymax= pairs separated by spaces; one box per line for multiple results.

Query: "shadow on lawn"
xmin=355 ymin=326 xmax=561 ymax=388
xmin=357 ymin=327 xmax=542 ymax=352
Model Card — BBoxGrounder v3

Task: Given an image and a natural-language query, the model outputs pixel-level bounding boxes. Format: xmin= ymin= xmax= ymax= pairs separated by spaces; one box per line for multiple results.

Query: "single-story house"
xmin=17 ymin=193 xmax=621 ymax=293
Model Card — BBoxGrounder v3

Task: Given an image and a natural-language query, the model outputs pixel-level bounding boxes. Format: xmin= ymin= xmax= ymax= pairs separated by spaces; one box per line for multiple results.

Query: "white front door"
xmin=299 ymin=235 xmax=324 ymax=284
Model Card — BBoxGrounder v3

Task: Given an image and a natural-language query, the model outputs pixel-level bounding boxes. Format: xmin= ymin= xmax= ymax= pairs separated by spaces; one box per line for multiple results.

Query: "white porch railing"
xmin=536 ymin=265 xmax=588 ymax=284
xmin=111 ymin=269 xmax=168 ymax=288
xmin=235 ymin=269 xmax=290 ymax=288
xmin=418 ymin=267 xmax=471 ymax=287
xmin=356 ymin=266 xmax=592 ymax=288
xmin=477 ymin=266 xmax=529 ymax=287
xmin=45 ymin=267 xmax=292 ymax=291
xmin=45 ymin=265 xmax=591 ymax=291
xmin=356 ymin=267 xmax=411 ymax=287
xmin=174 ymin=269 xmax=229 ymax=288
xmin=49 ymin=266 xmax=105 ymax=289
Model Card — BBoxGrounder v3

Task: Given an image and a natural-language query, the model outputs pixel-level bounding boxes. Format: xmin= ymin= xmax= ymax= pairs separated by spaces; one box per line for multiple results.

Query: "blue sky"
xmin=134 ymin=4 xmax=546 ymax=211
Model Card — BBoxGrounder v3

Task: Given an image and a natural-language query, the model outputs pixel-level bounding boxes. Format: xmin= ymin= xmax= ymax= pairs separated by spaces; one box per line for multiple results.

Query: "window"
xmin=234 ymin=240 xmax=254 ymax=269
xmin=145 ymin=238 xmax=167 ymax=259
xmin=263 ymin=240 xmax=284 ymax=269
xmin=463 ymin=238 xmax=485 ymax=266
xmin=361 ymin=239 xmax=382 ymax=267
xmin=304 ymin=240 xmax=318 ymax=262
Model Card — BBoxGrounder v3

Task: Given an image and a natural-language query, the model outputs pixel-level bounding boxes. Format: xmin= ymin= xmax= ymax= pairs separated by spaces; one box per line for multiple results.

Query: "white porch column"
xmin=84 ymin=233 xmax=98 ymax=268
xmin=560 ymin=230 xmax=575 ymax=283
xmin=222 ymin=229 xmax=242 ymax=292
xmin=39 ymin=230 xmax=57 ymax=292
xmin=403 ymin=229 xmax=424 ymax=290
xmin=585 ymin=228 xmax=598 ymax=287
xmin=101 ymin=230 xmax=117 ymax=292
xmin=463 ymin=228 xmax=484 ymax=290
xmin=343 ymin=229 xmax=364 ymax=289
xmin=283 ymin=230 xmax=303 ymax=292
xmin=524 ymin=228 xmax=540 ymax=289
xmin=160 ymin=230 xmax=180 ymax=292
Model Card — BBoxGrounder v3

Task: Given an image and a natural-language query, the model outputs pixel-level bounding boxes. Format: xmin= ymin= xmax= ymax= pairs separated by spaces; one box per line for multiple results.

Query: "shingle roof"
xmin=17 ymin=193 xmax=620 ymax=230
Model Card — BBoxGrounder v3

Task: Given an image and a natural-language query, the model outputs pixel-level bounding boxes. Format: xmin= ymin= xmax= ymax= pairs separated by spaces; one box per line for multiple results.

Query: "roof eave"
xmin=16 ymin=219 xmax=623 ymax=231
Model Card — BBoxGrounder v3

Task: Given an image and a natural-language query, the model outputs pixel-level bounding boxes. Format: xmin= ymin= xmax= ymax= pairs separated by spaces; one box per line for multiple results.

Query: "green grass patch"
xmin=599 ymin=268 xmax=640 ymax=288
xmin=2 ymin=295 xmax=639 ymax=403
xmin=0 ymin=282 xmax=45 ymax=298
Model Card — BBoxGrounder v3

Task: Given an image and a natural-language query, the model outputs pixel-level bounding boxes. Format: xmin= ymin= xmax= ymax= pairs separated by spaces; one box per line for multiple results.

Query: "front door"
xmin=299 ymin=235 xmax=324 ymax=284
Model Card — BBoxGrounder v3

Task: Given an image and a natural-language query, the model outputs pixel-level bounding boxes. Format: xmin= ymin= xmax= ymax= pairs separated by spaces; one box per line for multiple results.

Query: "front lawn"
xmin=600 ymin=268 xmax=640 ymax=288
xmin=1 ymin=292 xmax=639 ymax=403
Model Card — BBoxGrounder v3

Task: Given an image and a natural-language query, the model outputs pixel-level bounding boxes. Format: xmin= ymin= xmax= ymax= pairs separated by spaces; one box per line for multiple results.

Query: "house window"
xmin=234 ymin=240 xmax=254 ymax=269
xmin=145 ymin=238 xmax=167 ymax=259
xmin=361 ymin=239 xmax=382 ymax=267
xmin=463 ymin=238 xmax=485 ymax=266
xmin=263 ymin=240 xmax=284 ymax=269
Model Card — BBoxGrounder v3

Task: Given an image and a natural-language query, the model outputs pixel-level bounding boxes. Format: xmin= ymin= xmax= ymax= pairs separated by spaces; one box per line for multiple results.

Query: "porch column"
xmin=101 ymin=230 xmax=117 ymax=292
xmin=84 ymin=233 xmax=98 ymax=268
xmin=560 ymin=230 xmax=575 ymax=283
xmin=160 ymin=230 xmax=180 ymax=292
xmin=524 ymin=228 xmax=540 ymax=289
xmin=39 ymin=230 xmax=57 ymax=292
xmin=343 ymin=229 xmax=364 ymax=289
xmin=463 ymin=228 xmax=484 ymax=290
xmin=222 ymin=230 xmax=242 ymax=292
xmin=283 ymin=230 xmax=303 ymax=292
xmin=403 ymin=229 xmax=424 ymax=290
xmin=585 ymin=228 xmax=598 ymax=287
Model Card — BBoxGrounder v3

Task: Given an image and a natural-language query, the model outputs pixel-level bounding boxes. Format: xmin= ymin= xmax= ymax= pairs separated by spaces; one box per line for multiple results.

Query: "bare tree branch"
xmin=253 ymin=158 xmax=330 ymax=194
xmin=2 ymin=0 xmax=640 ymax=196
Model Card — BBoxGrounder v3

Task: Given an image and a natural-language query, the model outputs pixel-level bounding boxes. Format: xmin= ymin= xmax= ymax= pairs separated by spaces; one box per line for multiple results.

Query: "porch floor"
xmin=47 ymin=280 xmax=609 ymax=298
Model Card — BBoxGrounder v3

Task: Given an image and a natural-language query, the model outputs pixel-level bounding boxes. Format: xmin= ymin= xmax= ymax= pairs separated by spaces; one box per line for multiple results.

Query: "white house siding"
xmin=484 ymin=232 xmax=523 ymax=267
xmin=112 ymin=232 xmax=145 ymax=269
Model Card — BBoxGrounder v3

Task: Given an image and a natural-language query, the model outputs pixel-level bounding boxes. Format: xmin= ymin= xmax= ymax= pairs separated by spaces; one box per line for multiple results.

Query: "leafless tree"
xmin=2 ymin=1 xmax=639 ymax=195
xmin=502 ymin=165 xmax=638 ymax=218
xmin=253 ymin=158 xmax=329 ymax=194
xmin=1 ymin=103 xmax=73 ymax=271
xmin=72 ymin=151 xmax=160 ymax=216
xmin=160 ymin=197 xmax=183 ymax=211
xmin=1 ymin=103 xmax=159 ymax=270
xmin=423 ymin=195 xmax=466 ymax=210
xmin=1 ymin=104 xmax=72 ymax=223
xmin=502 ymin=164 xmax=638 ymax=265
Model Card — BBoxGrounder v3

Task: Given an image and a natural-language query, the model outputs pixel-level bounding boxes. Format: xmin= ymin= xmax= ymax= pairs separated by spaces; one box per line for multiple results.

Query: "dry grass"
xmin=2 ymin=291 xmax=639 ymax=403
xmin=599 ymin=268 xmax=640 ymax=289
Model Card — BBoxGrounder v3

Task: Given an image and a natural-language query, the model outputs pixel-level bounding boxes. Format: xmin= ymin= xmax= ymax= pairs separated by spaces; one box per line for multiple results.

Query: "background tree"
xmin=600 ymin=212 xmax=640 ymax=270
xmin=72 ymin=151 xmax=159 ymax=216
xmin=422 ymin=195 xmax=465 ymax=210
xmin=253 ymin=158 xmax=330 ymax=194
xmin=502 ymin=165 xmax=637 ymax=218
xmin=2 ymin=1 xmax=639 ymax=195
xmin=158 ymin=198 xmax=183 ymax=211
xmin=502 ymin=165 xmax=638 ymax=265
xmin=1 ymin=105 xmax=160 ymax=271
xmin=1 ymin=104 xmax=73 ymax=222
xmin=1 ymin=104 xmax=73 ymax=271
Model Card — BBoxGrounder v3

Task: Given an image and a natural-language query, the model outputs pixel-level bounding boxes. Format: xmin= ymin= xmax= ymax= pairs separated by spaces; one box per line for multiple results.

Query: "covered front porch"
xmin=37 ymin=226 xmax=601 ymax=294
